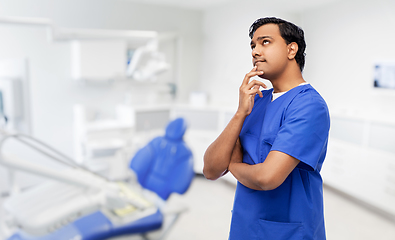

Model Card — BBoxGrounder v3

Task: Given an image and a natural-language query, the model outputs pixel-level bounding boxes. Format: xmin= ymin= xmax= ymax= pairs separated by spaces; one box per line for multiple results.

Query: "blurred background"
xmin=0 ymin=0 xmax=394 ymax=239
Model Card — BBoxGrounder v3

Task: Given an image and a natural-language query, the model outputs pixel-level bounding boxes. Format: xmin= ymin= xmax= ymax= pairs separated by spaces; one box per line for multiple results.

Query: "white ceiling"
xmin=122 ymin=0 xmax=236 ymax=10
xmin=122 ymin=0 xmax=341 ymax=11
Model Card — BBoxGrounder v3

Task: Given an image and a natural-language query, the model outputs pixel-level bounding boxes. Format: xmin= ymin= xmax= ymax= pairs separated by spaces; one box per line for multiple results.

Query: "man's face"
xmin=250 ymin=24 xmax=289 ymax=79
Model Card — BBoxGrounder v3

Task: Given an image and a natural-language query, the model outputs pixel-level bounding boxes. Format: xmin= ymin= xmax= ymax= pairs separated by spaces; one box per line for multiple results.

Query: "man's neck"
xmin=270 ymin=66 xmax=305 ymax=93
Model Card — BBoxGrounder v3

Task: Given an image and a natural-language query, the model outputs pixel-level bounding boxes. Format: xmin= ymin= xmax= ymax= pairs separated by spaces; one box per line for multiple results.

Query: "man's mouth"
xmin=254 ymin=60 xmax=265 ymax=66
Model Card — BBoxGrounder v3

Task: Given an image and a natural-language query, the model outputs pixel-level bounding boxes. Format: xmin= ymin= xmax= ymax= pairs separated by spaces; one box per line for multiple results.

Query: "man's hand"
xmin=238 ymin=66 xmax=267 ymax=116
xmin=230 ymin=138 xmax=243 ymax=165
xmin=221 ymin=138 xmax=243 ymax=177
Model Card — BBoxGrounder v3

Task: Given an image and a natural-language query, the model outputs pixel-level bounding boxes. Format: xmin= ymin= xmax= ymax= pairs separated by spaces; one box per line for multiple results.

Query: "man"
xmin=203 ymin=17 xmax=330 ymax=240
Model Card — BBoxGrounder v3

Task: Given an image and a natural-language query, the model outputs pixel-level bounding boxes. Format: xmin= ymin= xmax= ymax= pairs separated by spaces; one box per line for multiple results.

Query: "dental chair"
xmin=1 ymin=117 xmax=194 ymax=240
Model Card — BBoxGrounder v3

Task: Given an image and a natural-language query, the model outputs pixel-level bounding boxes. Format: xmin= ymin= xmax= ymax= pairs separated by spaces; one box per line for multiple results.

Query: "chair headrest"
xmin=165 ymin=118 xmax=187 ymax=141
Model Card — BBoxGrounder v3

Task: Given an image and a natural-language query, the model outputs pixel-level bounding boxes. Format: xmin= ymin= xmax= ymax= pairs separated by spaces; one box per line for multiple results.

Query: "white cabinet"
xmin=322 ymin=114 xmax=395 ymax=217
xmin=71 ymin=40 xmax=127 ymax=81
xmin=73 ymin=104 xmax=135 ymax=179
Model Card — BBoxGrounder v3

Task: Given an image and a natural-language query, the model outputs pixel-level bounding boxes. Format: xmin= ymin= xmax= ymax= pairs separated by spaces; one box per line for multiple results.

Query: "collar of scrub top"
xmin=272 ymin=82 xmax=309 ymax=101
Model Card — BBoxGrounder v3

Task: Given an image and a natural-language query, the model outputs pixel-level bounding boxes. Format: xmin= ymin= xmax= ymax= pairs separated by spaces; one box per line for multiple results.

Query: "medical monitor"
xmin=373 ymin=61 xmax=395 ymax=89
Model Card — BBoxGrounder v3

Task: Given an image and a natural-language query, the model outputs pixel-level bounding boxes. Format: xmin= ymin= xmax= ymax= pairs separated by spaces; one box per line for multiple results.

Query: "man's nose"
xmin=252 ymin=46 xmax=261 ymax=57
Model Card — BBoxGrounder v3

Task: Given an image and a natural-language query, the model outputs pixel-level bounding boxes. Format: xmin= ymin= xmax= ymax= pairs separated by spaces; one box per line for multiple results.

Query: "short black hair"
xmin=249 ymin=17 xmax=306 ymax=72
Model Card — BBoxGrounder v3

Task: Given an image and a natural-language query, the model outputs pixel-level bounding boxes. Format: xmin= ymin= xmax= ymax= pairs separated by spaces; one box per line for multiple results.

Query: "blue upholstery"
xmin=8 ymin=211 xmax=163 ymax=240
xmin=130 ymin=117 xmax=194 ymax=200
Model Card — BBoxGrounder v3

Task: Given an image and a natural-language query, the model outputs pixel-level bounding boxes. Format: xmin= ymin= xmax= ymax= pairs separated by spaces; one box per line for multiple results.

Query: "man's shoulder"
xmin=289 ymin=84 xmax=329 ymax=112
xmin=296 ymin=84 xmax=326 ymax=102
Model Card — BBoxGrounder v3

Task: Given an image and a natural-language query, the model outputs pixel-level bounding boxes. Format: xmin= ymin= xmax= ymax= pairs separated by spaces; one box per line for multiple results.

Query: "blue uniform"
xmin=229 ymin=84 xmax=330 ymax=240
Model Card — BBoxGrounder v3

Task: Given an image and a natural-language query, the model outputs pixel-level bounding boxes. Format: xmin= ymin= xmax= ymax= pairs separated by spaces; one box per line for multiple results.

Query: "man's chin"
xmin=257 ymin=73 xmax=265 ymax=79
xmin=258 ymin=73 xmax=271 ymax=81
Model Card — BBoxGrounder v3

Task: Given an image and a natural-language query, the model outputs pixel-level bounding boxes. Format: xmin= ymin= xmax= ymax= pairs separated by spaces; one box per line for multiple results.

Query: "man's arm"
xmin=228 ymin=150 xmax=300 ymax=190
xmin=203 ymin=67 xmax=266 ymax=180
xmin=203 ymin=113 xmax=246 ymax=180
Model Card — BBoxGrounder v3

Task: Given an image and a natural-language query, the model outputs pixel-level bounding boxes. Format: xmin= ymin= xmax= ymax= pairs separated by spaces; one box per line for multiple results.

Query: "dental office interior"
xmin=0 ymin=0 xmax=395 ymax=239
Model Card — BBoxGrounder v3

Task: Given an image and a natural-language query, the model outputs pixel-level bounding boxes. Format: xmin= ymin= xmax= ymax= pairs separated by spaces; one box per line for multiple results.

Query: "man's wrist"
xmin=228 ymin=162 xmax=238 ymax=173
xmin=234 ymin=110 xmax=248 ymax=121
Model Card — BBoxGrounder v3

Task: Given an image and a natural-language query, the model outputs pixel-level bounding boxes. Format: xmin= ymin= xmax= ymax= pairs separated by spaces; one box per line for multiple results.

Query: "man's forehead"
xmin=252 ymin=23 xmax=281 ymax=40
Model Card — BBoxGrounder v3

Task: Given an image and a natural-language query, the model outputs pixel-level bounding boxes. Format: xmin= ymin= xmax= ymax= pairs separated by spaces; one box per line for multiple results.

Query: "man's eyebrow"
xmin=250 ymin=36 xmax=273 ymax=46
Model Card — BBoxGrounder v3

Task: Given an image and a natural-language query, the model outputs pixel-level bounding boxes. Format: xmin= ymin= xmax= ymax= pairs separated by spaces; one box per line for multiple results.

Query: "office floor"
xmin=165 ymin=175 xmax=395 ymax=240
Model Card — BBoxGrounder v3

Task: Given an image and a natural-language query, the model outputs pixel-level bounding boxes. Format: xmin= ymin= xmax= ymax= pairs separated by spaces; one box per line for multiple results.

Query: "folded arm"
xmin=228 ymin=149 xmax=300 ymax=191
xmin=203 ymin=112 xmax=246 ymax=180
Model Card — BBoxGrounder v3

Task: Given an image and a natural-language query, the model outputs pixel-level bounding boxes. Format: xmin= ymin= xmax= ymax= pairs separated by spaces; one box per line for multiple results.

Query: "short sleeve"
xmin=270 ymin=90 xmax=330 ymax=171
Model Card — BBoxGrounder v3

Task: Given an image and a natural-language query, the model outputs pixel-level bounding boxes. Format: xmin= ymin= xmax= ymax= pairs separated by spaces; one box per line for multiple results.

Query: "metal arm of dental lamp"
xmin=0 ymin=128 xmax=149 ymax=210
xmin=0 ymin=128 xmax=108 ymax=190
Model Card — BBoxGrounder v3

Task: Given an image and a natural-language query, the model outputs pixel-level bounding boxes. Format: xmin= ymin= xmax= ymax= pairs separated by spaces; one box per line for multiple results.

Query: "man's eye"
xmin=251 ymin=45 xmax=255 ymax=50
xmin=263 ymin=40 xmax=270 ymax=45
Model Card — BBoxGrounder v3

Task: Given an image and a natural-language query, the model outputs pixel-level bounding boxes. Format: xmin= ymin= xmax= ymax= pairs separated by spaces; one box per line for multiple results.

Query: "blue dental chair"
xmin=6 ymin=117 xmax=195 ymax=240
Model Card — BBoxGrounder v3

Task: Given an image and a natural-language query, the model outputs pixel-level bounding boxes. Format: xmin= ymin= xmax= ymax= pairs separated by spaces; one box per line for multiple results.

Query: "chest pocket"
xmin=260 ymin=134 xmax=276 ymax=163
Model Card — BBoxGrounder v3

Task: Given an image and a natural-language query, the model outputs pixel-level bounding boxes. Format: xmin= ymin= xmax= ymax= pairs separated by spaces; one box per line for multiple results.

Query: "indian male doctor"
xmin=203 ymin=17 xmax=330 ymax=240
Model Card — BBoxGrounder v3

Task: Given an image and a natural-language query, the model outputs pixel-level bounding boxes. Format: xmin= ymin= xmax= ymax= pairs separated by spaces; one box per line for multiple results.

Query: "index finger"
xmin=242 ymin=66 xmax=264 ymax=85
xmin=246 ymin=79 xmax=267 ymax=90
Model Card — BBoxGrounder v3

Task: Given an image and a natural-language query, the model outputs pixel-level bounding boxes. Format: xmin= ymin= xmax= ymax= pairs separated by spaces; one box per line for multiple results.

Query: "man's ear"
xmin=287 ymin=42 xmax=298 ymax=60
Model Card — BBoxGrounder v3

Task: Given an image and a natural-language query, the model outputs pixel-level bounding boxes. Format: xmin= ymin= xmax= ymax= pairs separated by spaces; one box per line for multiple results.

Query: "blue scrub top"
xmin=229 ymin=84 xmax=330 ymax=240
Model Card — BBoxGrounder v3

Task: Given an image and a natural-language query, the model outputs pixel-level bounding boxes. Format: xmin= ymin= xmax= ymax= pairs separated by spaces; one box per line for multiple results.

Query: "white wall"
xmin=302 ymin=0 xmax=395 ymax=121
xmin=0 ymin=0 xmax=203 ymax=191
